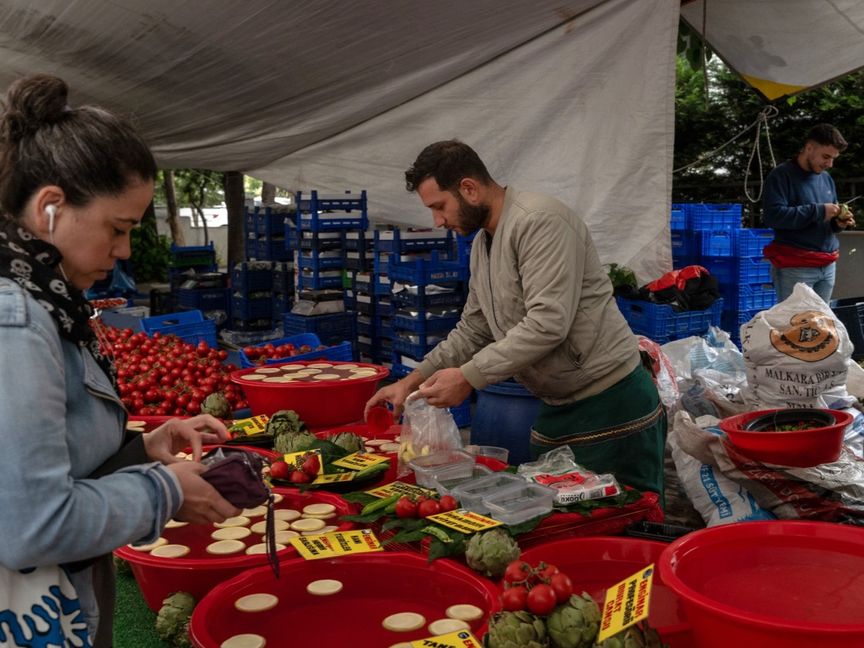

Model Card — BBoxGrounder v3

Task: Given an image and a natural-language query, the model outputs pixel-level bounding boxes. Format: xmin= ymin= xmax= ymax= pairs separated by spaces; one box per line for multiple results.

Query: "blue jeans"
xmin=771 ymin=263 xmax=836 ymax=303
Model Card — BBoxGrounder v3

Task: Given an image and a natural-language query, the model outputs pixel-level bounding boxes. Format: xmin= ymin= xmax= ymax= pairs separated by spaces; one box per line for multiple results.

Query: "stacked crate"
xmin=283 ymin=191 xmax=364 ymax=346
xmin=672 ymin=203 xmax=777 ymax=346
xmin=243 ymin=205 xmax=292 ymax=262
xmin=230 ymin=262 xmax=276 ymax=332
xmin=168 ymin=243 xmax=217 ymax=292
xmin=176 ymin=272 xmax=230 ymax=327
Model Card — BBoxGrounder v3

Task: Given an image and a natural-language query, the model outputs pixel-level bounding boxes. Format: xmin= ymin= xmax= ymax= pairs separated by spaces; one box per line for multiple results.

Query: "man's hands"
xmin=417 ymin=368 xmax=473 ymax=408
xmin=364 ymin=371 xmax=424 ymax=420
xmin=827 ymin=202 xmax=856 ymax=229
xmin=143 ymin=414 xmax=230 ymax=464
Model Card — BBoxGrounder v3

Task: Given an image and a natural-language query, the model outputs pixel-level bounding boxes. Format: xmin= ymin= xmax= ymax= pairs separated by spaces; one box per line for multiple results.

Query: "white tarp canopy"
xmin=681 ymin=0 xmax=864 ymax=101
xmin=0 ymin=0 xmax=679 ymax=280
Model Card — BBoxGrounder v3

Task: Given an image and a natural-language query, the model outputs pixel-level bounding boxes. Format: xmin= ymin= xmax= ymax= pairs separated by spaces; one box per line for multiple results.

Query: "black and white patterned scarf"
xmin=0 ymin=218 xmax=116 ymax=385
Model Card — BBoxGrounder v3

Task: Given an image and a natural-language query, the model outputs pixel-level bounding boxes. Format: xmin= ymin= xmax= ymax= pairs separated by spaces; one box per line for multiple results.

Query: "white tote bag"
xmin=0 ymin=565 xmax=92 ymax=647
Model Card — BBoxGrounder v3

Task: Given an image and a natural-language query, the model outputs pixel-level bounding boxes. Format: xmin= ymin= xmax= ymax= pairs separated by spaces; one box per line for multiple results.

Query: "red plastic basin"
xmin=230 ymin=360 xmax=389 ymax=427
xmin=190 ymin=552 xmax=501 ymax=648
xmin=658 ymin=520 xmax=864 ymax=648
xmin=718 ymin=408 xmax=853 ymax=467
xmin=115 ymin=488 xmax=354 ymax=610
xmin=520 ymin=536 xmax=691 ymax=647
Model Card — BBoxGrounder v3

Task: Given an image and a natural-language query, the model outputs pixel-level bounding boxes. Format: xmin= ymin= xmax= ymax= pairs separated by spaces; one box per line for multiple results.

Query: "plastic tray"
xmin=450 ymin=472 xmax=526 ymax=514
xmin=481 ymin=482 xmax=556 ymax=525
xmin=408 ymin=449 xmax=475 ymax=490
xmin=189 ymin=551 xmax=499 ymax=648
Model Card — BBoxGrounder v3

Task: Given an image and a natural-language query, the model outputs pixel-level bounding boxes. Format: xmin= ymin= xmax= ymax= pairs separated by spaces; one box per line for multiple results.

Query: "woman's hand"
xmin=166 ymin=461 xmax=241 ymax=524
xmin=143 ymin=414 xmax=230 ymax=464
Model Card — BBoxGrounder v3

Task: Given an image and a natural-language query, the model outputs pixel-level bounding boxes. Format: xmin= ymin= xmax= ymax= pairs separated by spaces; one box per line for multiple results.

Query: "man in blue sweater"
xmin=762 ymin=124 xmax=855 ymax=302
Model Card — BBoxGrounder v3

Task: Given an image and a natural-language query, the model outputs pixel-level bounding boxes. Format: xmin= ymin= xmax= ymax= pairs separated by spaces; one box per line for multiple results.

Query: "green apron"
xmin=529 ymin=366 xmax=666 ymax=503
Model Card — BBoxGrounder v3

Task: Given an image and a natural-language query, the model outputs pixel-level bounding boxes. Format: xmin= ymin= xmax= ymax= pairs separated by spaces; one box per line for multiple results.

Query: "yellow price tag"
xmin=426 ymin=509 xmax=502 ymax=534
xmin=290 ymin=529 xmax=383 ymax=560
xmin=312 ymin=473 xmax=355 ymax=485
xmin=596 ymin=564 xmax=654 ymax=642
xmin=229 ymin=414 xmax=269 ymax=437
xmin=331 ymin=452 xmax=389 ymax=471
xmin=410 ymin=630 xmax=482 ymax=647
xmin=366 ymin=481 xmax=436 ymax=499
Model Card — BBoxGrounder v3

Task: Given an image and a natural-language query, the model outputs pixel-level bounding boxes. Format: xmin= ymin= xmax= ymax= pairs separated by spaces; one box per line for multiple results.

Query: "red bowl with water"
xmin=719 ymin=408 xmax=853 ymax=467
xmin=521 ymin=536 xmax=691 ymax=647
xmin=115 ymin=488 xmax=355 ymax=610
xmin=230 ymin=360 xmax=389 ymax=427
xmin=658 ymin=520 xmax=864 ymax=648
xmin=190 ymin=552 xmax=500 ymax=648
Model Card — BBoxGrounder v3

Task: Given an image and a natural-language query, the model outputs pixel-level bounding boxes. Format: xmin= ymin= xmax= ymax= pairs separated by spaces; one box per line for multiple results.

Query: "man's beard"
xmin=455 ymin=192 xmax=490 ymax=235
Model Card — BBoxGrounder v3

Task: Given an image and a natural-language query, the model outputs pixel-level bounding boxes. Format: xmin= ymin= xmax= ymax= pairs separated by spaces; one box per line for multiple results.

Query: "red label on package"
xmin=534 ymin=471 xmax=588 ymax=487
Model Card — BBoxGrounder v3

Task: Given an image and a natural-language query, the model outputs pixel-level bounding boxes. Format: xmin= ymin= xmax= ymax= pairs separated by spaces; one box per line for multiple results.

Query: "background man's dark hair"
xmin=405 ymin=140 xmax=493 ymax=193
xmin=806 ymin=123 xmax=848 ymax=152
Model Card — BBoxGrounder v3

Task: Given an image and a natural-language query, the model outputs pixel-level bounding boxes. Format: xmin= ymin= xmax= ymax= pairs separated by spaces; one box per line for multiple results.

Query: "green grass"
xmin=114 ymin=569 xmax=171 ymax=648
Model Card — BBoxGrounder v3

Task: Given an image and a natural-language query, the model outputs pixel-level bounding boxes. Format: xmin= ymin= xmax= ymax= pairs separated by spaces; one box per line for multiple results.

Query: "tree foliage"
xmin=674 ymin=21 xmax=864 ymax=224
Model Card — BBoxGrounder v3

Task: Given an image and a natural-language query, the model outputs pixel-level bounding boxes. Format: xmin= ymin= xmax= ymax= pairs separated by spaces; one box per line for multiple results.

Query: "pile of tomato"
xmin=93 ymin=322 xmax=247 ymax=416
xmin=500 ymin=559 xmax=575 ymax=616
xmin=241 ymin=341 xmax=330 ymax=365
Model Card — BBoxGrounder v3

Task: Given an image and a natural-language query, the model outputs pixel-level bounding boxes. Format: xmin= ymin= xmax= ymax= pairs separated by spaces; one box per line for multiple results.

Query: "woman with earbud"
xmin=0 ymin=74 xmax=240 ymax=646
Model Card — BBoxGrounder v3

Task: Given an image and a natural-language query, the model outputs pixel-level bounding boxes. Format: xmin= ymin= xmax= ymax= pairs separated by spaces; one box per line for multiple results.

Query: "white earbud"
xmin=45 ymin=204 xmax=57 ymax=234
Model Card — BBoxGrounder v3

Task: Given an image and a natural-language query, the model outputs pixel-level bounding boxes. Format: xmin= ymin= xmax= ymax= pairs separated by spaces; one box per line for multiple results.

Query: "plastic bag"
xmin=637 ymin=337 xmax=679 ymax=410
xmin=516 ymin=446 xmax=621 ymax=505
xmin=397 ymin=394 xmax=463 ymax=477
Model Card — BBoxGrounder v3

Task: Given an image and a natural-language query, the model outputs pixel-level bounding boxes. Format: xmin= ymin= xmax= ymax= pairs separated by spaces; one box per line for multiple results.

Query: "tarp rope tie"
xmin=743 ymin=105 xmax=779 ymax=203
xmin=673 ymin=105 xmax=778 ymax=183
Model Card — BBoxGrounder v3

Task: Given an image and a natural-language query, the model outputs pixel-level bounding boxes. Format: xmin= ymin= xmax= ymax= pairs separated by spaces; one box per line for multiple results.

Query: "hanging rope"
xmin=743 ymin=105 xmax=779 ymax=203
xmin=701 ymin=0 xmax=709 ymax=109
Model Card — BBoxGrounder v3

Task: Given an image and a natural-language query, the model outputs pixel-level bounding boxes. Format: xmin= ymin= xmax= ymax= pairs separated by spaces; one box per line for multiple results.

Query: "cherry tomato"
xmin=289 ymin=470 xmax=313 ymax=484
xmin=503 ymin=560 xmax=534 ymax=585
xmin=300 ymin=453 xmax=320 ymax=476
xmin=536 ymin=562 xmax=560 ymax=582
xmin=526 ymin=584 xmax=557 ymax=616
xmin=501 ymin=585 xmax=529 ymax=612
xmin=417 ymin=499 xmax=442 ymax=518
xmin=394 ymin=496 xmax=418 ymax=519
xmin=438 ymin=495 xmax=458 ymax=512
xmin=549 ymin=572 xmax=574 ymax=604
xmin=269 ymin=460 xmax=290 ymax=480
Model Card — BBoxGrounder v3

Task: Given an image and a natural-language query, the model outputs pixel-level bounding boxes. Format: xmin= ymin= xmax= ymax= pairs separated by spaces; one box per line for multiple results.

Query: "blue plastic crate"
xmin=283 ymin=312 xmax=356 ymax=346
xmin=688 ymin=203 xmax=742 ymax=230
xmin=670 ymin=204 xmax=688 ymax=231
xmin=170 ymin=242 xmax=216 ymax=268
xmin=670 ymin=231 xmax=696 ymax=258
xmin=833 ymin=298 xmax=864 ymax=360
xmin=356 ymin=316 xmax=374 ymax=337
xmin=389 ymin=362 xmax=413 ymax=379
xmin=243 ymin=209 xmax=256 ymax=235
xmin=231 ymin=295 xmax=273 ymax=320
xmin=392 ymin=313 xmax=461 ymax=334
xmin=296 ymin=190 xmax=368 ymax=232
xmin=391 ymin=286 xmax=466 ymax=309
xmin=297 ymin=250 xmax=345 ymax=271
xmin=227 ymin=318 xmax=274 ymax=332
xmin=254 ymin=207 xmax=288 ymax=236
xmin=392 ymin=334 xmax=440 ymax=361
xmin=616 ymin=297 xmax=724 ymax=343
xmin=343 ymin=231 xmax=367 ymax=251
xmin=735 ymin=228 xmax=773 ymax=257
xmin=388 ymin=253 xmax=467 ymax=286
xmin=296 ymin=273 xmax=344 ymax=291
xmin=177 ymin=287 xmax=229 ymax=312
xmin=344 ymin=249 xmax=371 ymax=271
xmin=140 ymin=310 xmax=217 ymax=347
xmin=455 ymin=232 xmax=476 ymax=266
xmin=374 ymin=229 xmax=453 ymax=254
xmin=232 ymin=264 xmax=273 ymax=292
xmin=244 ymin=239 xmax=257 ymax=261
xmin=272 ymin=263 xmax=293 ymax=294
xmin=272 ymin=292 xmax=291 ymax=316
xmin=738 ymin=256 xmax=772 ymax=284
xmin=255 ymin=237 xmax=290 ymax=262
xmin=672 ymin=254 xmax=700 ymax=270
xmin=700 ymin=256 xmax=734 ymax=290
xmin=238 ymin=332 xmax=353 ymax=367
xmin=450 ymin=399 xmax=472 ymax=428
xmin=297 ymin=231 xmax=344 ymax=251
xmin=698 ymin=229 xmax=735 ymax=257
xmin=733 ymin=283 xmax=777 ymax=310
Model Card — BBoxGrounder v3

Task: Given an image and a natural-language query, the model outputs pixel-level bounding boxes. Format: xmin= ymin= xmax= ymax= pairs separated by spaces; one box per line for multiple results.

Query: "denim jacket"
xmin=0 ymin=278 xmax=182 ymax=634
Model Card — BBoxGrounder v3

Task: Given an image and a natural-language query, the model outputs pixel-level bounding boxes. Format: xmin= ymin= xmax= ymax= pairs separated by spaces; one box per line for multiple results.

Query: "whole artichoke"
xmin=485 ymin=610 xmax=549 ymax=648
xmin=274 ymin=429 xmax=317 ymax=454
xmin=464 ymin=528 xmax=520 ymax=578
xmin=594 ymin=623 xmax=667 ymax=648
xmin=155 ymin=591 xmax=196 ymax=644
xmin=547 ymin=592 xmax=601 ymax=648
xmin=266 ymin=409 xmax=306 ymax=437
xmin=329 ymin=431 xmax=365 ymax=454
xmin=200 ymin=392 xmax=231 ymax=418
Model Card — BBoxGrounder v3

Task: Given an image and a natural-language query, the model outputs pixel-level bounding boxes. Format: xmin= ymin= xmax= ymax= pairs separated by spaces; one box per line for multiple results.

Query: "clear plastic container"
xmin=433 ymin=463 xmax=493 ymax=496
xmin=408 ymin=449 xmax=474 ymax=490
xmin=463 ymin=444 xmax=510 ymax=465
xmin=450 ymin=472 xmax=528 ymax=515
xmin=482 ymin=482 xmax=556 ymax=526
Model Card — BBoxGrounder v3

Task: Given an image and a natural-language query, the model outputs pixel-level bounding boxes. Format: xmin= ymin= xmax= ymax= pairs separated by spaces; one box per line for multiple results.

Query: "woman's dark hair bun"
xmin=1 ymin=74 xmax=69 ymax=143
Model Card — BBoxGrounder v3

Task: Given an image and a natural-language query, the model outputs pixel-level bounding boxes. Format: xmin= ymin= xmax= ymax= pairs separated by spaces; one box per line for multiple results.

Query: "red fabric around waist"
xmin=763 ymin=241 xmax=839 ymax=269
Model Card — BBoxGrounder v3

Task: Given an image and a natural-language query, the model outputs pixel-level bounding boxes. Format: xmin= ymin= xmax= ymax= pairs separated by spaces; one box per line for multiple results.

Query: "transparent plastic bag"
xmin=516 ymin=446 xmax=621 ymax=505
xmin=397 ymin=394 xmax=463 ymax=477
